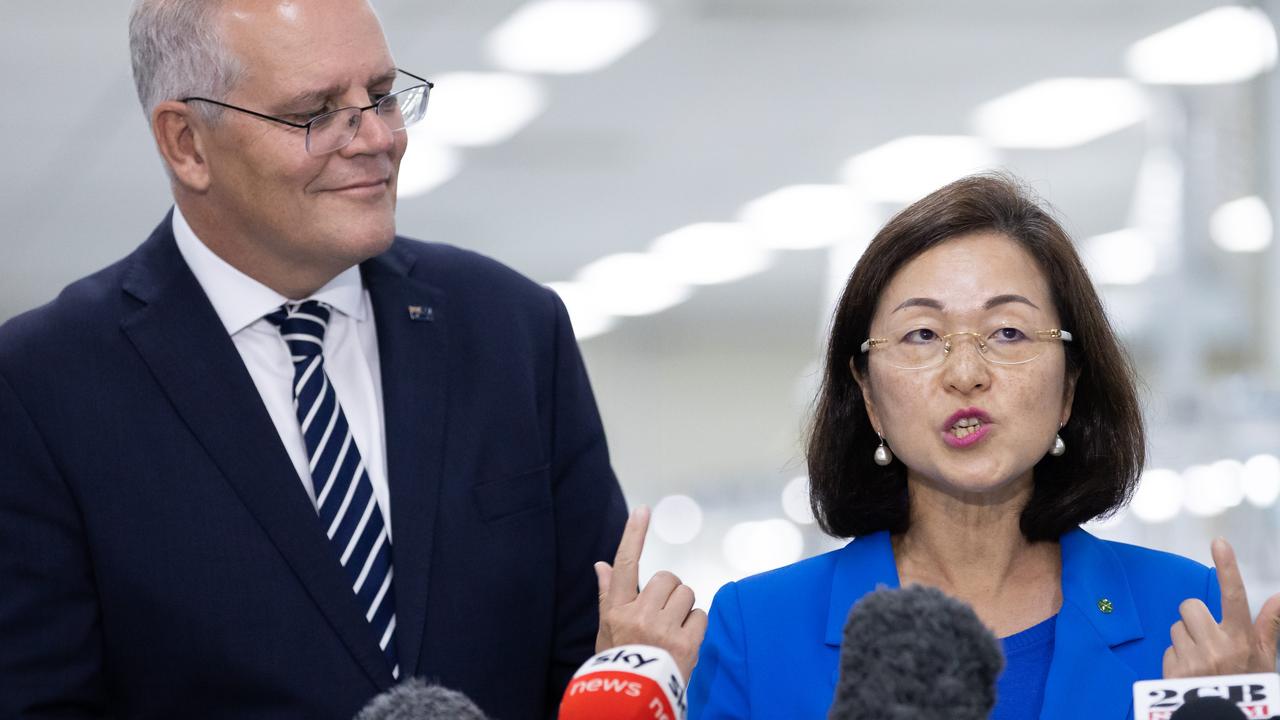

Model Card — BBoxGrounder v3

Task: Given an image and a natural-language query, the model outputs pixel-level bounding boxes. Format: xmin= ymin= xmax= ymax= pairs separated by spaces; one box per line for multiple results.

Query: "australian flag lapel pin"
xmin=407 ymin=304 xmax=434 ymax=322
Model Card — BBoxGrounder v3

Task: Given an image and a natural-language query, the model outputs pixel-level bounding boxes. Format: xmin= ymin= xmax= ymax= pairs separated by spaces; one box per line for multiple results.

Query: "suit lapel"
xmin=1040 ymin=602 xmax=1139 ymax=720
xmin=819 ymin=529 xmax=1143 ymax=718
xmin=119 ymin=218 xmax=395 ymax=688
xmin=824 ymin=531 xmax=901 ymax=688
xmin=361 ymin=243 xmax=448 ymax=678
xmin=1040 ymin=529 xmax=1142 ymax=720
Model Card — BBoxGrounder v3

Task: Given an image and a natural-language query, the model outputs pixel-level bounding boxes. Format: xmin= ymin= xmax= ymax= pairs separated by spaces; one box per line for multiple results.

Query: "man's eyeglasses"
xmin=183 ymin=69 xmax=433 ymax=156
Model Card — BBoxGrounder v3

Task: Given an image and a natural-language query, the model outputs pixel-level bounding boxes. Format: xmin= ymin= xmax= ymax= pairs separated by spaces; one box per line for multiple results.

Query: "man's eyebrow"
xmin=368 ymin=69 xmax=398 ymax=87
xmin=278 ymin=84 xmax=341 ymax=111
xmin=277 ymin=71 xmax=399 ymax=111
xmin=983 ymin=294 xmax=1039 ymax=310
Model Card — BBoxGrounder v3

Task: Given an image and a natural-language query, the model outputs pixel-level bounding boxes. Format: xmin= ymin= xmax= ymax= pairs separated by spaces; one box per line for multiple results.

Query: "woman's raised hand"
xmin=1163 ymin=537 xmax=1280 ymax=678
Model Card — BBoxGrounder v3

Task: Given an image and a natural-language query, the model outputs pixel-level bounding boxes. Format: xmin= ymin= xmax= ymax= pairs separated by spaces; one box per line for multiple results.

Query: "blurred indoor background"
xmin=2 ymin=0 xmax=1278 ymax=613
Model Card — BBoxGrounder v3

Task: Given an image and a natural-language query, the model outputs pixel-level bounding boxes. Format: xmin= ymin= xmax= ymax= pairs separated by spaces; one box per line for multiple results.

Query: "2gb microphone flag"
xmin=1134 ymin=672 xmax=1280 ymax=719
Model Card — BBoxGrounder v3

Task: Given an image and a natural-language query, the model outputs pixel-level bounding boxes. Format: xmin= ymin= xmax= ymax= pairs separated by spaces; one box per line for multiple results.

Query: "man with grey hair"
xmin=0 ymin=0 xmax=703 ymax=717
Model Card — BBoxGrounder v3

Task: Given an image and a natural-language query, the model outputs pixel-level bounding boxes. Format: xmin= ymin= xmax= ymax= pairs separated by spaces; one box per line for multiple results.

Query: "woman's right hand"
xmin=1163 ymin=538 xmax=1280 ymax=678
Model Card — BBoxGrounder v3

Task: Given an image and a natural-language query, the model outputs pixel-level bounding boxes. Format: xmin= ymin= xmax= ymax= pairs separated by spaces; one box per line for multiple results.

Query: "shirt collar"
xmin=171 ymin=204 xmax=366 ymax=335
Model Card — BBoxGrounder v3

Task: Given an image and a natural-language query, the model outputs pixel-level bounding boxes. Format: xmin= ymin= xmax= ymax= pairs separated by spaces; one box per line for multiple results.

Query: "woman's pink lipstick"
xmin=941 ymin=407 xmax=993 ymax=448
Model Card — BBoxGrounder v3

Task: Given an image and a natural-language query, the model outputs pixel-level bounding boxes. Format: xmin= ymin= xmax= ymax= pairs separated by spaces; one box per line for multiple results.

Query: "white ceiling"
xmin=0 ymin=0 xmax=1264 ymax=505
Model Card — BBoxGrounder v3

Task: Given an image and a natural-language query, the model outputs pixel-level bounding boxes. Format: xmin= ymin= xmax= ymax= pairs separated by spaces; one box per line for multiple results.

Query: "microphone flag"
xmin=1133 ymin=672 xmax=1280 ymax=719
xmin=559 ymin=644 xmax=687 ymax=720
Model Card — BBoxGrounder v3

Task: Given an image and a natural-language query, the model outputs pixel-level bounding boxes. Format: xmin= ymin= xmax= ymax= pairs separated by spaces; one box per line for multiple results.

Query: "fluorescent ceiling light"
xmin=1127 ymin=6 xmax=1278 ymax=85
xmin=545 ymin=281 xmax=618 ymax=340
xmin=1182 ymin=464 xmax=1227 ymax=517
xmin=416 ymin=73 xmax=546 ymax=147
xmin=840 ymin=136 xmax=998 ymax=204
xmin=649 ymin=222 xmax=773 ymax=285
xmin=738 ymin=185 xmax=875 ymax=249
xmin=1243 ymin=454 xmax=1280 ymax=508
xmin=1127 ymin=146 xmax=1184 ymax=259
xmin=1210 ymin=195 xmax=1273 ymax=252
xmin=1079 ymin=229 xmax=1157 ymax=285
xmin=722 ymin=519 xmax=803 ymax=575
xmin=780 ymin=476 xmax=814 ymax=525
xmin=574 ymin=253 xmax=691 ymax=316
xmin=397 ymin=133 xmax=461 ymax=198
xmin=651 ymin=495 xmax=703 ymax=545
xmin=485 ymin=0 xmax=657 ymax=74
xmin=1129 ymin=468 xmax=1182 ymax=523
xmin=1207 ymin=459 xmax=1246 ymax=510
xmin=973 ymin=78 xmax=1147 ymax=149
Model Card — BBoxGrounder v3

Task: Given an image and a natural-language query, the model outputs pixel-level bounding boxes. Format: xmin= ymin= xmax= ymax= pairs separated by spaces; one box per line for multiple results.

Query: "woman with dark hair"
xmin=687 ymin=174 xmax=1280 ymax=718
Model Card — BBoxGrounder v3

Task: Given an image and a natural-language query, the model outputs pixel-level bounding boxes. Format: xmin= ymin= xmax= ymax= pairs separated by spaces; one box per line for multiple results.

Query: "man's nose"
xmin=343 ymin=105 xmax=396 ymax=156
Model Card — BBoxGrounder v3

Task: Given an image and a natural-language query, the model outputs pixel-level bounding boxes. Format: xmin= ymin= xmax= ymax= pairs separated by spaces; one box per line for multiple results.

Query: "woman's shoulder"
xmin=714 ymin=531 xmax=895 ymax=620
xmin=1064 ymin=529 xmax=1219 ymax=611
xmin=735 ymin=545 xmax=844 ymax=590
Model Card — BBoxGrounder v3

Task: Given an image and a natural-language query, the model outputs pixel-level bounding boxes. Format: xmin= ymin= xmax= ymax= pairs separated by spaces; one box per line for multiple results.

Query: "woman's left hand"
xmin=1163 ymin=537 xmax=1280 ymax=678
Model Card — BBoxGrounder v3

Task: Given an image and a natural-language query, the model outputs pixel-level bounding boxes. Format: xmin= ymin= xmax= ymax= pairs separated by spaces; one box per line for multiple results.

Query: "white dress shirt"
xmin=171 ymin=205 xmax=392 ymax=535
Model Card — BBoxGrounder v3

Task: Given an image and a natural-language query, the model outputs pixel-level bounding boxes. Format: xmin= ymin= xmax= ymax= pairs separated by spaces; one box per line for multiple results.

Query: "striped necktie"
xmin=266 ymin=300 xmax=399 ymax=679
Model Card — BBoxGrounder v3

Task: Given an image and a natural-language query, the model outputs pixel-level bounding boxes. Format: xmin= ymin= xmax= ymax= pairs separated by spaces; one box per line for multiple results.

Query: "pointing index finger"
xmin=1211 ymin=537 xmax=1253 ymax=633
xmin=606 ymin=506 xmax=650 ymax=607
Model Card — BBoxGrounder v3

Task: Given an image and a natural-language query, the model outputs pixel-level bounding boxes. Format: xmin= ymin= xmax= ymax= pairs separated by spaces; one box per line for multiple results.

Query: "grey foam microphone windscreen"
xmin=828 ymin=585 xmax=1004 ymax=720
xmin=354 ymin=678 xmax=489 ymax=720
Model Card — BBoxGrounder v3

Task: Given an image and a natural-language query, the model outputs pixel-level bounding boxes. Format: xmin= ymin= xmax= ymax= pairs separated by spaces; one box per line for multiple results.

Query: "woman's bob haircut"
xmin=808 ymin=172 xmax=1144 ymax=541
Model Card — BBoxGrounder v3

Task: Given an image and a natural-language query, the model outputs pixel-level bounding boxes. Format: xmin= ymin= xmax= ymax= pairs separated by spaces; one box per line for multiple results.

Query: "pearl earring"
xmin=1050 ymin=433 xmax=1066 ymax=457
xmin=874 ymin=434 xmax=893 ymax=466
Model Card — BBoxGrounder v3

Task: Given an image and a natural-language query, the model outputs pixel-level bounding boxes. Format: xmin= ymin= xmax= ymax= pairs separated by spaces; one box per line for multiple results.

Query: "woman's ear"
xmin=1060 ymin=366 xmax=1080 ymax=427
xmin=849 ymin=356 xmax=883 ymax=434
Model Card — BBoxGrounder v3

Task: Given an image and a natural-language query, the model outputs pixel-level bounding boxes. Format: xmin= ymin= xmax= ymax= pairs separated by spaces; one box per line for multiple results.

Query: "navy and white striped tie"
xmin=267 ymin=300 xmax=399 ymax=679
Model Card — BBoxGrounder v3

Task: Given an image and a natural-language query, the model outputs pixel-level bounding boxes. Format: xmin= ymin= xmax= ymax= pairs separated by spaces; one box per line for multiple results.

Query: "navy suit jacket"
xmin=688 ymin=528 xmax=1223 ymax=719
xmin=0 ymin=215 xmax=628 ymax=719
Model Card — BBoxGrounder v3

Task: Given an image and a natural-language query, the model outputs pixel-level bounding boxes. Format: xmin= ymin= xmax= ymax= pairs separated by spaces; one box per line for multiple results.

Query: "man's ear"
xmin=153 ymin=100 xmax=212 ymax=193
xmin=848 ymin=356 xmax=883 ymax=435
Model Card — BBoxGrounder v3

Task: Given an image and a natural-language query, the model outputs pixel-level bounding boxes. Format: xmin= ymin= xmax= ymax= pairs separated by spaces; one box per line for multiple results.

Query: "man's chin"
xmin=347 ymin=229 xmax=397 ymax=264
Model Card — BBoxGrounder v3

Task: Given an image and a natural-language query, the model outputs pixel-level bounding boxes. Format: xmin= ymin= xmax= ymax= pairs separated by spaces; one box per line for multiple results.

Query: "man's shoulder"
xmin=389 ymin=237 xmax=547 ymax=296
xmin=0 ymin=251 xmax=139 ymax=368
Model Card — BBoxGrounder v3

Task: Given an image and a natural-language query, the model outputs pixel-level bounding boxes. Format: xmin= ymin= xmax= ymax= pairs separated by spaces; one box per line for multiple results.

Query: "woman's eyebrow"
xmin=984 ymin=294 xmax=1039 ymax=310
xmin=890 ymin=294 xmax=1040 ymax=313
xmin=891 ymin=297 xmax=944 ymax=313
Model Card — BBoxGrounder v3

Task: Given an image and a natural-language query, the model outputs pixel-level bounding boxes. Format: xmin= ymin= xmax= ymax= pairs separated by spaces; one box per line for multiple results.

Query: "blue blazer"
xmin=0 ymin=215 xmax=628 ymax=719
xmin=689 ymin=529 xmax=1222 ymax=719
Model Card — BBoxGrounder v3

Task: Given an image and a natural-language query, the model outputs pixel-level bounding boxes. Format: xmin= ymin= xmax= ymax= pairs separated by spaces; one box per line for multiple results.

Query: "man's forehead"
xmin=219 ymin=0 xmax=395 ymax=98
xmin=277 ymin=68 xmax=399 ymax=109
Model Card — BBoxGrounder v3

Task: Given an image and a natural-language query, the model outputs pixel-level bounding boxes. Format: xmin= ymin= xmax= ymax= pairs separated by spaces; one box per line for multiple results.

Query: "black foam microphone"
xmin=354 ymin=678 xmax=489 ymax=720
xmin=1169 ymin=696 xmax=1249 ymax=719
xmin=828 ymin=585 xmax=1004 ymax=720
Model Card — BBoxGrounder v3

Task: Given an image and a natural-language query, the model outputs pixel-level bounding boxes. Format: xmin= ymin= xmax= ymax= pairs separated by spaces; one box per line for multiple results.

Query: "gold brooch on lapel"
xmin=1097 ymin=598 xmax=1114 ymax=614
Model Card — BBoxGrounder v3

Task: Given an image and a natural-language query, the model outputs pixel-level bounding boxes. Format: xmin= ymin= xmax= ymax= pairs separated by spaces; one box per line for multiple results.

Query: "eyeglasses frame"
xmin=181 ymin=68 xmax=433 ymax=154
xmin=859 ymin=328 xmax=1073 ymax=370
